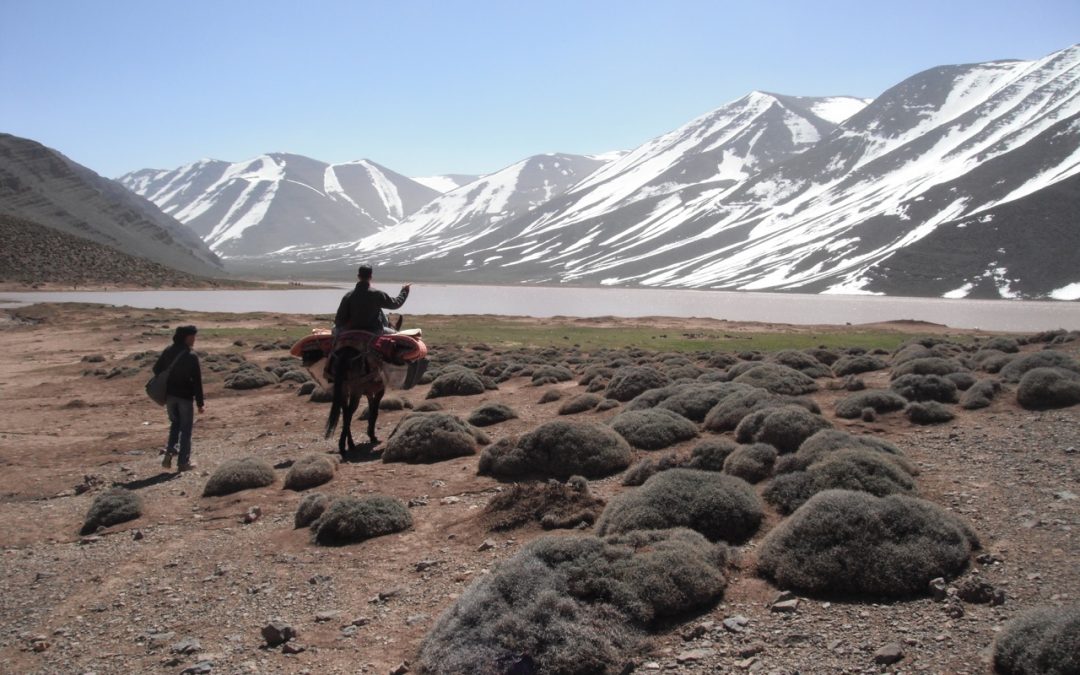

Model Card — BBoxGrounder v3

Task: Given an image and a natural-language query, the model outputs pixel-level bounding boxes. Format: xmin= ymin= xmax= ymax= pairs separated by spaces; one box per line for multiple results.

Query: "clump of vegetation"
xmin=80 ymin=488 xmax=142 ymax=535
xmin=485 ymin=478 xmax=605 ymax=530
xmin=294 ymin=492 xmax=332 ymax=528
xmin=685 ymin=437 xmax=739 ymax=472
xmin=426 ymin=369 xmax=488 ymax=398
xmin=1000 ymin=351 xmax=1080 ymax=383
xmin=538 ymin=388 xmax=563 ymax=404
xmin=891 ymin=356 xmax=966 ymax=378
xmin=981 ymin=336 xmax=1020 ymax=353
xmin=993 ymin=605 xmax=1080 ymax=675
xmin=764 ymin=449 xmax=917 ymax=514
xmin=622 ymin=453 xmax=684 ymax=486
xmin=610 ymin=408 xmax=699 ymax=450
xmin=655 ymin=383 xmax=748 ymax=422
xmin=890 ymin=373 xmax=959 ymax=403
xmin=381 ymin=413 xmax=488 ymax=464
xmin=203 ymin=457 xmax=276 ymax=497
xmin=834 ymin=389 xmax=908 ymax=419
xmin=757 ymin=490 xmax=979 ymax=597
xmin=415 ymin=528 xmax=729 ymax=675
xmin=467 ymin=402 xmax=518 ymax=427
xmin=770 ymin=350 xmax=832 ymax=378
xmin=310 ymin=495 xmax=412 ymax=546
xmin=702 ymin=386 xmax=817 ymax=432
xmin=946 ymin=371 xmax=977 ymax=391
xmin=782 ymin=429 xmax=909 ymax=474
xmin=283 ymin=454 xmax=336 ymax=491
xmin=961 ymin=379 xmax=1002 ymax=409
xmin=605 ymin=366 xmax=672 ymax=402
xmin=1016 ymin=368 xmax=1080 ymax=410
xmin=905 ymin=400 xmax=956 ymax=425
xmin=722 ymin=443 xmax=777 ymax=483
xmin=559 ymin=393 xmax=602 ymax=415
xmin=531 ymin=365 xmax=574 ymax=386
xmin=597 ymin=469 xmax=762 ymax=543
xmin=832 ymin=354 xmax=887 ymax=376
xmin=478 ymin=420 xmax=632 ymax=480
xmin=734 ymin=404 xmax=832 ymax=454
xmin=732 ymin=363 xmax=819 ymax=395
xmin=224 ymin=366 xmax=279 ymax=390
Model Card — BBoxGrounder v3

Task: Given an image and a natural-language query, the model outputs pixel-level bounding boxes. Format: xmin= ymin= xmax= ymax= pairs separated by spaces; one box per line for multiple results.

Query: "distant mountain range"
xmin=0 ymin=133 xmax=223 ymax=277
xmin=121 ymin=43 xmax=1080 ymax=299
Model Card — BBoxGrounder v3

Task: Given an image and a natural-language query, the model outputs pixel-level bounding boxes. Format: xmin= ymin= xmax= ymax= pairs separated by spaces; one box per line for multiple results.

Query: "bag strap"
xmin=160 ymin=349 xmax=187 ymax=376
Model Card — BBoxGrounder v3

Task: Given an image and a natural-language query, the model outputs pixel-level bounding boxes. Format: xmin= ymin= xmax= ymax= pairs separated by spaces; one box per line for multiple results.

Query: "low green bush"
xmin=203 ymin=457 xmax=276 ymax=497
xmin=310 ymin=495 xmax=412 ymax=546
xmin=993 ymin=604 xmax=1080 ymax=675
xmin=478 ymin=420 xmax=632 ymax=480
xmin=80 ymin=488 xmax=141 ymax=535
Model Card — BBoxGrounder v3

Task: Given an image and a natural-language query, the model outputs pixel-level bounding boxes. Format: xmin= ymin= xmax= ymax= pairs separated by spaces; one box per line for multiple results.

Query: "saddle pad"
xmin=290 ymin=329 xmax=426 ymax=363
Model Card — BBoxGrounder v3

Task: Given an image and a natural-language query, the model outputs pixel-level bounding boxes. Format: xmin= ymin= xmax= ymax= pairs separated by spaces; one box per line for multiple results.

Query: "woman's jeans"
xmin=165 ymin=395 xmax=194 ymax=465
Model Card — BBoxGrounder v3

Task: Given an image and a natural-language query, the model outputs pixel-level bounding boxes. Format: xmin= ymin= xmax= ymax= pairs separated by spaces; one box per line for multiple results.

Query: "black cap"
xmin=358 ymin=265 xmax=373 ymax=279
xmin=174 ymin=325 xmax=198 ymax=339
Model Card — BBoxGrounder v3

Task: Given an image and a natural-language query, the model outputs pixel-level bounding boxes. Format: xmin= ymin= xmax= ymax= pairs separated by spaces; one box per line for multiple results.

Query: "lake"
xmin=1 ymin=284 xmax=1078 ymax=332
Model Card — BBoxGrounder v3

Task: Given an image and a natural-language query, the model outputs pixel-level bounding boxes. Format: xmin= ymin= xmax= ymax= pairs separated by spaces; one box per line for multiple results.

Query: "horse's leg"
xmin=344 ymin=391 xmax=362 ymax=452
xmin=367 ymin=388 xmax=384 ymax=444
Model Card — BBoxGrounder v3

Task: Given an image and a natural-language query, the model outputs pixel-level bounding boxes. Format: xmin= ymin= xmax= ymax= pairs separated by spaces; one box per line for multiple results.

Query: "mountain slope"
xmin=120 ymin=154 xmax=440 ymax=257
xmin=0 ymin=133 xmax=223 ymax=276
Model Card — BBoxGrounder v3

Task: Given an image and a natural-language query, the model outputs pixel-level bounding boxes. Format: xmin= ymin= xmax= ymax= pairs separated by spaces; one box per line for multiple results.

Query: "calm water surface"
xmin=1 ymin=284 xmax=1078 ymax=332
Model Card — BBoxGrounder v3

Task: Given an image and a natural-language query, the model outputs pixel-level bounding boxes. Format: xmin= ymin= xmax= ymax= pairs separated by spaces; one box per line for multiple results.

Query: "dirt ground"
xmin=0 ymin=304 xmax=1076 ymax=675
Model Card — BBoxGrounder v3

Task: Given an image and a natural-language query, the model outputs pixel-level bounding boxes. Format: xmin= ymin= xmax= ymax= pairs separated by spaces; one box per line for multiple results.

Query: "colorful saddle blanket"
xmin=290 ymin=329 xmax=428 ymax=365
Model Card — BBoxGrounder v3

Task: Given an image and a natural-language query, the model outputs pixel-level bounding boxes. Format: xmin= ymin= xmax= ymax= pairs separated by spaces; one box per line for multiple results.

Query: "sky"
xmin=2 ymin=0 xmax=1077 ymax=180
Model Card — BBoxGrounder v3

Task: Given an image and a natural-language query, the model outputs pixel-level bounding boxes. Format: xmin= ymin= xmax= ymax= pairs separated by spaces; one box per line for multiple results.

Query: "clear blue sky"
xmin=2 ymin=0 xmax=1076 ymax=179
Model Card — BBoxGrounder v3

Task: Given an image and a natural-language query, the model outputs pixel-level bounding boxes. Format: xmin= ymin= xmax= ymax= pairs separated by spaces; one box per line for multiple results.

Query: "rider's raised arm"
xmin=379 ymin=284 xmax=410 ymax=310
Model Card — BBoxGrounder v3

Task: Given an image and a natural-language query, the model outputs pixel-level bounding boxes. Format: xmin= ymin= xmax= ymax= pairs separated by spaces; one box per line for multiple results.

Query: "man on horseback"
xmin=334 ymin=265 xmax=411 ymax=335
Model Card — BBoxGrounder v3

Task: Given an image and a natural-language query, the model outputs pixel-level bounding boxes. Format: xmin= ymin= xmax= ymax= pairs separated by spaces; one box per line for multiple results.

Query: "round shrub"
xmin=656 ymin=383 xmax=746 ymax=422
xmin=891 ymin=356 xmax=966 ymax=378
xmin=734 ymin=404 xmax=832 ymax=454
xmin=538 ymin=388 xmax=563 ymax=404
xmin=559 ymin=393 xmax=602 ymax=415
xmin=993 ymin=605 xmax=1080 ymax=675
xmin=382 ymin=413 xmax=487 ymax=464
xmin=702 ymin=386 xmax=796 ymax=432
xmin=835 ymin=389 xmax=908 ymax=419
xmin=426 ymin=369 xmax=487 ymax=398
xmin=685 ymin=437 xmax=739 ymax=472
xmin=723 ymin=443 xmax=777 ymax=483
xmin=1000 ymin=351 xmax=1080 ymax=382
xmin=946 ymin=371 xmax=977 ymax=390
xmin=478 ymin=420 xmax=632 ymax=480
xmin=610 ymin=408 xmax=699 ymax=450
xmin=770 ymin=350 xmax=832 ymax=378
xmin=310 ymin=495 xmax=412 ymax=546
xmin=732 ymin=363 xmax=819 ymax=395
xmin=415 ymin=529 xmax=729 ymax=675
xmin=982 ymin=336 xmax=1020 ymax=354
xmin=892 ymin=344 xmax=934 ymax=365
xmin=787 ymin=429 xmax=907 ymax=472
xmin=890 ymin=373 xmax=959 ymax=403
xmin=579 ymin=366 xmax=614 ymax=386
xmin=596 ymin=469 xmax=763 ymax=543
xmin=283 ymin=454 xmax=336 ymax=491
xmin=596 ymin=399 xmax=620 ymax=411
xmin=484 ymin=480 xmax=606 ymax=531
xmin=757 ymin=490 xmax=979 ymax=597
xmin=531 ymin=365 xmax=574 ymax=386
xmin=1017 ymin=368 xmax=1080 ymax=410
xmin=622 ymin=453 xmax=683 ymax=486
xmin=625 ymin=383 xmax=694 ymax=411
xmin=905 ymin=401 xmax=955 ymax=425
xmin=467 ymin=402 xmax=518 ymax=427
xmin=413 ymin=400 xmax=443 ymax=412
xmin=832 ymin=354 xmax=887 ymax=376
xmin=80 ymin=488 xmax=141 ymax=535
xmin=295 ymin=492 xmax=331 ymax=528
xmin=764 ymin=449 xmax=917 ymax=514
xmin=961 ymin=378 xmax=1002 ymax=409
xmin=203 ymin=457 xmax=276 ymax=497
xmin=224 ymin=368 xmax=279 ymax=390
xmin=605 ymin=366 xmax=672 ymax=402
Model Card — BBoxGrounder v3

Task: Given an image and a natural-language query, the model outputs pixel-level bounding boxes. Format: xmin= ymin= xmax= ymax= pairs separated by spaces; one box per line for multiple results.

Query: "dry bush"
xmin=905 ymin=401 xmax=956 ymax=425
xmin=982 ymin=336 xmax=1020 ymax=353
xmin=770 ymin=350 xmax=832 ymax=378
xmin=310 ymin=495 xmax=412 ymax=546
xmin=283 ymin=454 xmax=336 ymax=491
xmin=764 ymin=449 xmax=916 ymax=514
xmin=734 ymin=404 xmax=832 ymax=454
xmin=426 ymin=369 xmax=487 ymax=398
xmin=203 ymin=457 xmax=276 ymax=497
xmin=722 ymin=443 xmax=777 ymax=483
xmin=80 ymin=488 xmax=141 ymax=535
xmin=531 ymin=365 xmax=574 ymax=386
xmin=467 ymin=403 xmax=518 ymax=427
xmin=538 ymin=388 xmax=563 ymax=404
xmin=758 ymin=490 xmax=978 ymax=597
xmin=484 ymin=479 xmax=605 ymax=530
xmin=622 ymin=453 xmax=684 ymax=486
xmin=382 ymin=413 xmax=487 ymax=464
xmin=783 ymin=429 xmax=908 ymax=473
xmin=294 ymin=492 xmax=331 ymax=528
xmin=559 ymin=393 xmax=602 ymax=415
xmin=890 ymin=373 xmax=959 ymax=403
xmin=832 ymin=354 xmax=887 ymax=377
xmin=732 ymin=363 xmax=819 ymax=395
xmin=891 ymin=356 xmax=966 ymax=379
xmin=605 ymin=366 xmax=672 ymax=402
xmin=993 ymin=605 xmax=1080 ymax=675
xmin=1016 ymin=368 xmax=1080 ymax=410
xmin=702 ymin=386 xmax=817 ymax=432
xmin=946 ymin=371 xmax=977 ymax=391
xmin=478 ymin=420 xmax=632 ymax=480
xmin=685 ymin=437 xmax=739 ymax=472
xmin=415 ymin=528 xmax=729 ymax=675
xmin=834 ymin=389 xmax=908 ymax=419
xmin=1000 ymin=351 xmax=1080 ymax=383
xmin=656 ymin=383 xmax=749 ymax=422
xmin=596 ymin=469 xmax=762 ymax=543
xmin=892 ymin=344 xmax=934 ymax=366
xmin=610 ymin=408 xmax=699 ymax=450
xmin=961 ymin=379 xmax=1002 ymax=409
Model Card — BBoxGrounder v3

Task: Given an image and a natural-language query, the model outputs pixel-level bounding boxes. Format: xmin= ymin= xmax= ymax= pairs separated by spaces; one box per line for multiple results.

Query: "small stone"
xmin=477 ymin=539 xmax=496 ymax=552
xmin=31 ymin=640 xmax=49 ymax=652
xmin=282 ymin=642 xmax=306 ymax=654
xmin=440 ymin=496 xmax=460 ymax=505
xmin=873 ymin=643 xmax=904 ymax=665
xmin=349 ymin=617 xmax=370 ymax=627
xmin=735 ymin=657 xmax=758 ymax=669
xmin=132 ymin=529 xmax=144 ymax=541
xmin=771 ymin=599 xmax=799 ymax=613
xmin=243 ymin=506 xmax=262 ymax=524
xmin=956 ymin=577 xmax=998 ymax=604
xmin=991 ymin=589 xmax=1007 ymax=606
xmin=170 ymin=637 xmax=202 ymax=654
xmin=1053 ymin=490 xmax=1077 ymax=501
xmin=389 ymin=661 xmax=410 ymax=675
xmin=180 ymin=661 xmax=213 ymax=675
xmin=723 ymin=616 xmax=750 ymax=633
xmin=944 ymin=600 xmax=965 ymax=618
xmin=340 ymin=626 xmax=359 ymax=638
xmin=976 ymin=553 xmax=1003 ymax=565
xmin=737 ymin=643 xmax=765 ymax=658
xmin=261 ymin=619 xmax=297 ymax=647
xmin=405 ymin=614 xmax=428 ymax=626
xmin=414 ymin=560 xmax=440 ymax=572
xmin=643 ymin=663 xmax=661 ymax=671
xmin=929 ymin=577 xmax=949 ymax=602
xmin=314 ymin=610 xmax=342 ymax=623
xmin=827 ymin=639 xmax=843 ymax=651
xmin=675 ymin=648 xmax=715 ymax=663
xmin=682 ymin=624 xmax=708 ymax=641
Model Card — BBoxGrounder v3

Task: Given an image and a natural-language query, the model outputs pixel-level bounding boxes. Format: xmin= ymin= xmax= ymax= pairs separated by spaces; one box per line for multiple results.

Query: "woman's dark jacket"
xmin=153 ymin=342 xmax=204 ymax=406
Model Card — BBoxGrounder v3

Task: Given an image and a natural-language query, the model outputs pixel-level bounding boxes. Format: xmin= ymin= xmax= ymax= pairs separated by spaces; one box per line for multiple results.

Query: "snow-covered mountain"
xmin=412 ymin=174 xmax=480 ymax=193
xmin=275 ymin=44 xmax=1080 ymax=299
xmin=120 ymin=154 xmax=440 ymax=257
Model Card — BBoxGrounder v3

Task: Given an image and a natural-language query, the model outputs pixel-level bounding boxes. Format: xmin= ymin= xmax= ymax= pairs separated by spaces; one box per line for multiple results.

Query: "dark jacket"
xmin=153 ymin=342 xmax=204 ymax=406
xmin=334 ymin=281 xmax=409 ymax=333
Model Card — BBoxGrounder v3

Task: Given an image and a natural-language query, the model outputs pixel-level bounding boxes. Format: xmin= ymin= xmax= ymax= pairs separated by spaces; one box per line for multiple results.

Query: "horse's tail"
xmin=324 ymin=351 xmax=348 ymax=439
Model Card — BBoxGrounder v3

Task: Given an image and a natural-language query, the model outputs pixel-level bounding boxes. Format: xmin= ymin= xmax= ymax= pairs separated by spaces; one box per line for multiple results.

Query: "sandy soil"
xmin=0 ymin=304 xmax=1076 ymax=675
